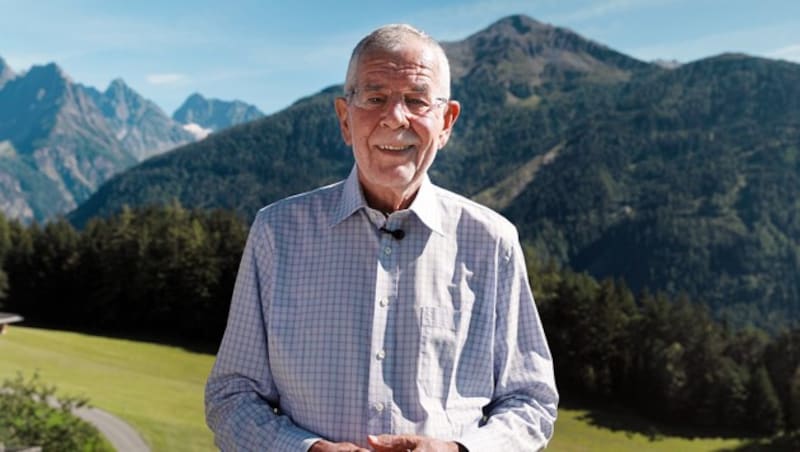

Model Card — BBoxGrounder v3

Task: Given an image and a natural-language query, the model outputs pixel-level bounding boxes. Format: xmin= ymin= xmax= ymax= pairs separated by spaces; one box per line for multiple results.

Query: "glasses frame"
xmin=345 ymin=87 xmax=449 ymax=117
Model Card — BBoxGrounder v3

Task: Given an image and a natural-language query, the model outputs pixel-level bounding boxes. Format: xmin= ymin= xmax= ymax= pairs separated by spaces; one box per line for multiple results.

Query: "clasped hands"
xmin=309 ymin=434 xmax=460 ymax=452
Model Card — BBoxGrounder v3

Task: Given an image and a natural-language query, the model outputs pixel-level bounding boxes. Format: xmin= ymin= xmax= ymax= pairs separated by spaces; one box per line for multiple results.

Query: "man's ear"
xmin=334 ymin=97 xmax=353 ymax=146
xmin=437 ymin=100 xmax=461 ymax=149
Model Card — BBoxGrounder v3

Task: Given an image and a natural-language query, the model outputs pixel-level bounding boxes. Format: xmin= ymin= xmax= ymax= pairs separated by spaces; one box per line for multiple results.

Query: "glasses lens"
xmin=350 ymin=89 xmax=445 ymax=116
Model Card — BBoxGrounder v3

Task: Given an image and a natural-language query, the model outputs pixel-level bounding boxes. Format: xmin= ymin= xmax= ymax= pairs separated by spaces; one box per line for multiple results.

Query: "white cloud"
xmin=768 ymin=43 xmax=800 ymax=63
xmin=182 ymin=123 xmax=212 ymax=140
xmin=146 ymin=73 xmax=187 ymax=85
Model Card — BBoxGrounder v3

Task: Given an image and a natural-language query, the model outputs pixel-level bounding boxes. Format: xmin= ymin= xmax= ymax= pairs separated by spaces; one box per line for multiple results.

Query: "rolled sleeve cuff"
xmin=457 ymin=431 xmax=495 ymax=452
xmin=457 ymin=426 xmax=550 ymax=452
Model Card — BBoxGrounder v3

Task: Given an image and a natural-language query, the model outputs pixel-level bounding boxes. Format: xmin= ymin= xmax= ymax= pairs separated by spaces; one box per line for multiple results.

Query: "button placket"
xmin=368 ymin=228 xmax=398 ymax=433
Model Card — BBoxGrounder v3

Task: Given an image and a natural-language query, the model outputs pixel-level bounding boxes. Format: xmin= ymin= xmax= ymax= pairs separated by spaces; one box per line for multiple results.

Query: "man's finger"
xmin=368 ymin=434 xmax=416 ymax=451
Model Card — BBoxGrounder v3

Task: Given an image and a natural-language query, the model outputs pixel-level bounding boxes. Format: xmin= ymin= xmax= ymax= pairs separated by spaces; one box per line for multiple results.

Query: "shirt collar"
xmin=330 ymin=166 xmax=367 ymax=227
xmin=408 ymin=174 xmax=446 ymax=237
xmin=329 ymin=165 xmax=446 ymax=237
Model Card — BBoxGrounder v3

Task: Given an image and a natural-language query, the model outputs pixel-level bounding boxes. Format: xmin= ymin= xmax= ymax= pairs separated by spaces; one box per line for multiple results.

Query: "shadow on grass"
xmin=717 ymin=432 xmax=800 ymax=452
xmin=561 ymin=397 xmax=796 ymax=451
xmin=20 ymin=320 xmax=220 ymax=355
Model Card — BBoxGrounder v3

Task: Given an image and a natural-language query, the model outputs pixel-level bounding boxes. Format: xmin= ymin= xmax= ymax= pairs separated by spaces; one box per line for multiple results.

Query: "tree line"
xmin=0 ymin=203 xmax=247 ymax=344
xmin=0 ymin=206 xmax=798 ymax=440
xmin=530 ymin=255 xmax=800 ymax=440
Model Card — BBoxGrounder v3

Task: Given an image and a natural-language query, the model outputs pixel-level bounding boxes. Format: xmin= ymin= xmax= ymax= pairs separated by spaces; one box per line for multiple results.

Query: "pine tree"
xmin=749 ymin=365 xmax=785 ymax=435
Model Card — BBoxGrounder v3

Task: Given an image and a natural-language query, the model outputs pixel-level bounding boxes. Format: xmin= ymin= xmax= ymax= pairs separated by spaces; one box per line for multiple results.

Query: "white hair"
xmin=344 ymin=24 xmax=451 ymax=98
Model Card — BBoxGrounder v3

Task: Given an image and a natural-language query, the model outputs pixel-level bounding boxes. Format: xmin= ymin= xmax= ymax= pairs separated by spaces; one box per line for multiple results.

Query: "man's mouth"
xmin=377 ymin=144 xmax=415 ymax=152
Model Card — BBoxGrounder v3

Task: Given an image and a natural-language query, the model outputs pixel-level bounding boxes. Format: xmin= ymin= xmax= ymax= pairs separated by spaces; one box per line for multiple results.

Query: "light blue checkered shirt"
xmin=205 ymin=167 xmax=558 ymax=451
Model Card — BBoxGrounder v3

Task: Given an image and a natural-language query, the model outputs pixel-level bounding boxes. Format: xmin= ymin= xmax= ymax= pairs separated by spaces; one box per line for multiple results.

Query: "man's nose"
xmin=380 ymin=98 xmax=410 ymax=129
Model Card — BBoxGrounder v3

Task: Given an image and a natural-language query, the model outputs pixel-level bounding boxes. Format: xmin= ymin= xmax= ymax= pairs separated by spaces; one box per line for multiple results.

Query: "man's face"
xmin=335 ymin=38 xmax=460 ymax=209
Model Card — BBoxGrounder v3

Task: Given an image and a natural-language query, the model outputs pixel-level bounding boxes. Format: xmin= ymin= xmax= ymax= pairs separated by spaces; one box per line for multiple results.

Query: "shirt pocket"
xmin=417 ymin=305 xmax=460 ymax=399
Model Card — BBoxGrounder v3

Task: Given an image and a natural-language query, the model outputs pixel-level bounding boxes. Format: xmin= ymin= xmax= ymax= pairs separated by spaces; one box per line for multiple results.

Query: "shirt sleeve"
xmin=457 ymin=235 xmax=559 ymax=451
xmin=205 ymin=217 xmax=322 ymax=451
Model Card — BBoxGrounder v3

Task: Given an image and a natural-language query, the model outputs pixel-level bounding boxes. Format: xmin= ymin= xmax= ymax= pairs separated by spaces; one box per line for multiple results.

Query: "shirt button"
xmin=374 ymin=402 xmax=385 ymax=412
xmin=383 ymin=246 xmax=392 ymax=256
xmin=379 ymin=298 xmax=389 ymax=308
xmin=376 ymin=350 xmax=386 ymax=360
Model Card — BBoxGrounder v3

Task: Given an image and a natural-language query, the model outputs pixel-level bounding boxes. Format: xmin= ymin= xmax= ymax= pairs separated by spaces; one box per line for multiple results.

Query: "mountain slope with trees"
xmin=505 ymin=54 xmax=800 ymax=327
xmin=68 ymin=15 xmax=800 ymax=329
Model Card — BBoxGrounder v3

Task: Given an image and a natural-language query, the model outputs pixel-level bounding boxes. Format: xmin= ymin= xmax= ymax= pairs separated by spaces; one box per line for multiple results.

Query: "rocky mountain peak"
xmin=0 ymin=56 xmax=15 ymax=88
xmin=27 ymin=62 xmax=71 ymax=86
xmin=445 ymin=14 xmax=651 ymax=94
xmin=484 ymin=14 xmax=549 ymax=36
xmin=184 ymin=92 xmax=206 ymax=105
xmin=172 ymin=93 xmax=263 ymax=132
xmin=100 ymin=77 xmax=153 ymax=123
xmin=105 ymin=78 xmax=137 ymax=98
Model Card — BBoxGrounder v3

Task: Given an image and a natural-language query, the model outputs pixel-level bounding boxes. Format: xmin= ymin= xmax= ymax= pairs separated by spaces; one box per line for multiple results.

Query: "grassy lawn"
xmin=549 ymin=406 xmax=747 ymax=451
xmin=0 ymin=326 xmax=767 ymax=452
xmin=0 ymin=326 xmax=216 ymax=452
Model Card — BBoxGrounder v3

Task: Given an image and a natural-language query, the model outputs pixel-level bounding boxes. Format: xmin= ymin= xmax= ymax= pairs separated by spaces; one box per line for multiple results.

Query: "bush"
xmin=0 ymin=372 xmax=114 ymax=452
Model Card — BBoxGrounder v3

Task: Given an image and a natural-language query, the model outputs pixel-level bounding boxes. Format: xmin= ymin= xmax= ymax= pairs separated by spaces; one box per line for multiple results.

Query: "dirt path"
xmin=72 ymin=406 xmax=151 ymax=452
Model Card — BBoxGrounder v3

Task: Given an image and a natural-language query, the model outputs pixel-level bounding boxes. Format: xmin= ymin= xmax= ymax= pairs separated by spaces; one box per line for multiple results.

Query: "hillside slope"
xmin=68 ymin=16 xmax=800 ymax=328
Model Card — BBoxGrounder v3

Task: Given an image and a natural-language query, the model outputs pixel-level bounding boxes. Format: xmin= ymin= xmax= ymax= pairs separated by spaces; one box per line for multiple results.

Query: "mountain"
xmin=69 ymin=15 xmax=800 ymax=330
xmin=0 ymin=65 xmax=194 ymax=222
xmin=446 ymin=15 xmax=650 ymax=95
xmin=0 ymin=63 xmax=133 ymax=221
xmin=172 ymin=93 xmax=263 ymax=138
xmin=72 ymin=14 xmax=647 ymax=222
xmin=502 ymin=53 xmax=800 ymax=327
xmin=83 ymin=78 xmax=195 ymax=161
xmin=0 ymin=57 xmax=14 ymax=89
xmin=433 ymin=14 xmax=654 ymax=195
xmin=72 ymin=86 xmax=352 ymax=223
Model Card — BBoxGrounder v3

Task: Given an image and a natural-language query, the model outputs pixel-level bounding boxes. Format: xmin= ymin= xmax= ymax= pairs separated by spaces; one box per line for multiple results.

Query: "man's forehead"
xmin=357 ymin=52 xmax=439 ymax=89
xmin=359 ymin=54 xmax=436 ymax=74
xmin=360 ymin=80 xmax=431 ymax=93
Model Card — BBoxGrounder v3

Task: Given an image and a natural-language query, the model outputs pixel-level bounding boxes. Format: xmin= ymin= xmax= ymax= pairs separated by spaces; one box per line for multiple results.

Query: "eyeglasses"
xmin=346 ymin=88 xmax=449 ymax=117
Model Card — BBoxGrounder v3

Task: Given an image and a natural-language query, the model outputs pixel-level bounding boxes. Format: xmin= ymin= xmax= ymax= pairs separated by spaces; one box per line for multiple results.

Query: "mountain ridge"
xmin=56 ymin=14 xmax=800 ymax=328
xmin=172 ymin=92 xmax=264 ymax=134
xmin=0 ymin=61 xmax=265 ymax=222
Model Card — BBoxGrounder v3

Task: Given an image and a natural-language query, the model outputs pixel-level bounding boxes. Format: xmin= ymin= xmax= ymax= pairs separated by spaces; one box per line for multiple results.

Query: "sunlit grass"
xmin=0 ymin=326 xmax=216 ymax=452
xmin=549 ymin=405 xmax=747 ymax=451
xmin=0 ymin=325 xmax=763 ymax=452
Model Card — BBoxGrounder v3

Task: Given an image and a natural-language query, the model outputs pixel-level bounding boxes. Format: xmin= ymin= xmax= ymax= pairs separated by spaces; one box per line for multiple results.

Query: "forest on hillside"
xmin=68 ymin=52 xmax=800 ymax=334
xmin=1 ymin=205 xmax=799 ymax=444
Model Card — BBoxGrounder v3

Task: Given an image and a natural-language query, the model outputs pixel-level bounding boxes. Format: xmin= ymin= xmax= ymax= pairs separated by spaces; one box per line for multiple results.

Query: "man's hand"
xmin=309 ymin=439 xmax=370 ymax=452
xmin=367 ymin=434 xmax=460 ymax=452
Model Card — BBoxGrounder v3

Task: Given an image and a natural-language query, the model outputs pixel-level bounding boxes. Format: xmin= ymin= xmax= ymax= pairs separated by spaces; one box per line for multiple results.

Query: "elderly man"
xmin=205 ymin=24 xmax=558 ymax=451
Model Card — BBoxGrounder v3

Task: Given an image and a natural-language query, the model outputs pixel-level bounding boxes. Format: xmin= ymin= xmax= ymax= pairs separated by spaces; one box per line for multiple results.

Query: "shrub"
xmin=0 ymin=372 xmax=114 ymax=452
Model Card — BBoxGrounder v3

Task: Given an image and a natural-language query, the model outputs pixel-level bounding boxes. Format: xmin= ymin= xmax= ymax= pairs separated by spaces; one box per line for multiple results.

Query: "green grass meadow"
xmin=0 ymin=326 xmax=755 ymax=451
xmin=0 ymin=326 xmax=216 ymax=451
xmin=548 ymin=406 xmax=746 ymax=452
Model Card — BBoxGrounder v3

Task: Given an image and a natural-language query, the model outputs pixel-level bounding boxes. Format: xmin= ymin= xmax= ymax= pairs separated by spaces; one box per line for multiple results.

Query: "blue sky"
xmin=1 ymin=0 xmax=798 ymax=115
